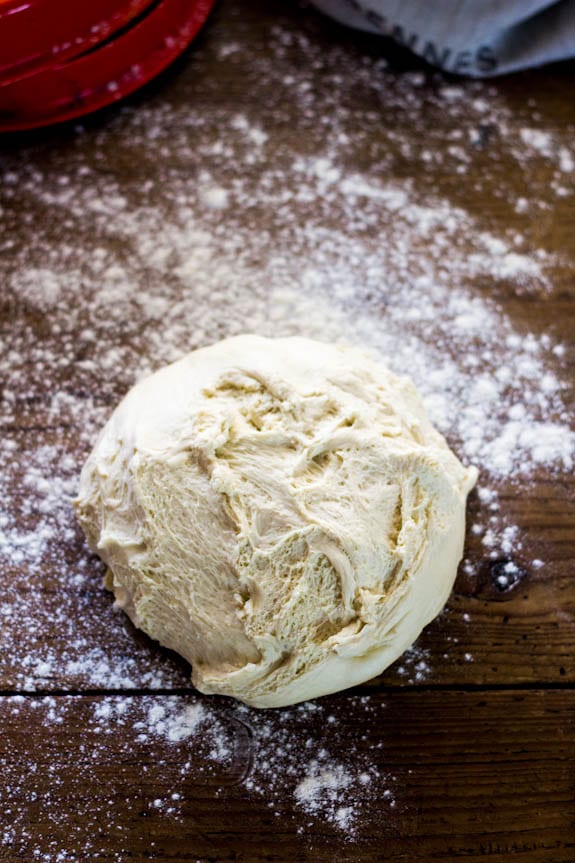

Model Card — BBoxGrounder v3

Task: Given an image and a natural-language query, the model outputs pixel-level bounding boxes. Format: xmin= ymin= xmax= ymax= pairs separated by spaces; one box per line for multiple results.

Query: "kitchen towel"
xmin=312 ymin=0 xmax=575 ymax=75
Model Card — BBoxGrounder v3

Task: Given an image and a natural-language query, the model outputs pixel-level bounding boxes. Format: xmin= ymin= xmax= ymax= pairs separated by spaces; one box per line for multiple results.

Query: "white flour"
xmin=0 ymin=7 xmax=573 ymax=857
xmin=1 ymin=692 xmax=392 ymax=856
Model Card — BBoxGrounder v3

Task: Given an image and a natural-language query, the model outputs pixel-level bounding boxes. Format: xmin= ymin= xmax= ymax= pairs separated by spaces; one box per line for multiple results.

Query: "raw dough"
xmin=75 ymin=335 xmax=477 ymax=708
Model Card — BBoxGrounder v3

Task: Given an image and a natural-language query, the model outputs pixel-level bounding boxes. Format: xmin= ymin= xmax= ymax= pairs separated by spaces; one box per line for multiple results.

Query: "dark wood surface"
xmin=2 ymin=691 xmax=574 ymax=862
xmin=1 ymin=0 xmax=574 ymax=860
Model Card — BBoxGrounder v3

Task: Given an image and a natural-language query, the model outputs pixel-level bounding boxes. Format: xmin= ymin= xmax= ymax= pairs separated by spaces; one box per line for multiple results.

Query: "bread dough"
xmin=75 ymin=335 xmax=477 ymax=708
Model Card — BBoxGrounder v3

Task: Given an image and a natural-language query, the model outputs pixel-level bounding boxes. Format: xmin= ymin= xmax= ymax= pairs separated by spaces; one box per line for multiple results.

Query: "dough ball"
xmin=75 ymin=335 xmax=477 ymax=708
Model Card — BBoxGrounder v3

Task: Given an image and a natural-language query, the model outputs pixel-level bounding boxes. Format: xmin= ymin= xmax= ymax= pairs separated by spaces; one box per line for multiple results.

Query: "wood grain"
xmin=1 ymin=691 xmax=574 ymax=862
xmin=1 ymin=0 xmax=574 ymax=859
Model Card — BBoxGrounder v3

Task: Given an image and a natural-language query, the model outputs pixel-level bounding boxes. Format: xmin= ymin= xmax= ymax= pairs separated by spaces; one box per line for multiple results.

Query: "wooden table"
xmin=1 ymin=1 xmax=574 ymax=860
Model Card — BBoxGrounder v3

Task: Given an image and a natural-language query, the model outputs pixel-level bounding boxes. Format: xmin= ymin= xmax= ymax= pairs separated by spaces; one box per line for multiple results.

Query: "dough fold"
xmin=75 ymin=335 xmax=477 ymax=707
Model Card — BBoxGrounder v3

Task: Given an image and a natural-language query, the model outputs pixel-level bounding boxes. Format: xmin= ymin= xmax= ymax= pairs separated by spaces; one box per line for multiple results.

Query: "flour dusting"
xmin=0 ymin=5 xmax=573 ymax=858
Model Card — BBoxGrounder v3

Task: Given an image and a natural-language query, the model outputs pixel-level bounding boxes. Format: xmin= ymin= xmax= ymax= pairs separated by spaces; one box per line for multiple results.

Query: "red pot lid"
xmin=0 ymin=0 xmax=215 ymax=131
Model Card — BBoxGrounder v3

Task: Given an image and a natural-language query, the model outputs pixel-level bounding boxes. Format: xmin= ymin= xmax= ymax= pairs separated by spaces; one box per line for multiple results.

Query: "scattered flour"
xmin=394 ymin=644 xmax=432 ymax=683
xmin=0 ymin=692 xmax=392 ymax=856
xmin=0 ymin=5 xmax=573 ymax=858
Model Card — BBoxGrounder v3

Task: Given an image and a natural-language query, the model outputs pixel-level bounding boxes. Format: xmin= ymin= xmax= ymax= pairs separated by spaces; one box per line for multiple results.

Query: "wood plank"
xmin=2 ymin=427 xmax=574 ymax=689
xmin=1 ymin=690 xmax=573 ymax=861
xmin=0 ymin=2 xmax=574 ymax=862
xmin=0 ymin=3 xmax=574 ymax=858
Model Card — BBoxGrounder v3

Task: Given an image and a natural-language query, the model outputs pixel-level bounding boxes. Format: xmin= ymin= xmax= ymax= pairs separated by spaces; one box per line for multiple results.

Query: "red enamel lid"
xmin=0 ymin=0 xmax=215 ymax=131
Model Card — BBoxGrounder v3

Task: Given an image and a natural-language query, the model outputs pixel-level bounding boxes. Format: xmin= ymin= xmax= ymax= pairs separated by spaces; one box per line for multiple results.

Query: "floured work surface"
xmin=0 ymin=0 xmax=574 ymax=860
